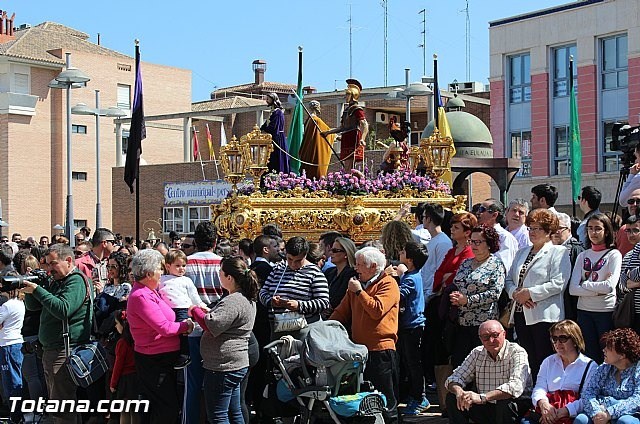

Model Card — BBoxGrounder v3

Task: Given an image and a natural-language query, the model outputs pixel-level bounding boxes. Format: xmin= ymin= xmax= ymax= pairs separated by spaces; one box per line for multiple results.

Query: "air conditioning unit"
xmin=375 ymin=112 xmax=400 ymax=124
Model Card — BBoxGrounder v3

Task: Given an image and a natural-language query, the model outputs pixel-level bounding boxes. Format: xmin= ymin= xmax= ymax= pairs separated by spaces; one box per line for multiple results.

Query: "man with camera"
xmin=22 ymin=244 xmax=92 ymax=424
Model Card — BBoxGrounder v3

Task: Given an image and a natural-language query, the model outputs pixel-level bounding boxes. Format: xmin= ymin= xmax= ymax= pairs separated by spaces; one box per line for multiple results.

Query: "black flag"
xmin=124 ymin=43 xmax=146 ymax=193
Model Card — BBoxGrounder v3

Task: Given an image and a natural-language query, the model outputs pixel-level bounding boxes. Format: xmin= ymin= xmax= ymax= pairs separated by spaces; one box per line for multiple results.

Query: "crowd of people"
xmin=3 ymin=176 xmax=640 ymax=424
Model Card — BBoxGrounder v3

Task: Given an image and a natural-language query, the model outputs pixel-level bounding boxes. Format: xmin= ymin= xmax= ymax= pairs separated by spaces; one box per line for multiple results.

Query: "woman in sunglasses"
xmin=449 ymin=225 xmax=505 ymax=367
xmin=523 ymin=320 xmax=596 ymax=424
xmin=323 ymin=237 xmax=357 ymax=317
xmin=505 ymin=208 xmax=572 ymax=379
xmin=569 ymin=213 xmax=622 ymax=363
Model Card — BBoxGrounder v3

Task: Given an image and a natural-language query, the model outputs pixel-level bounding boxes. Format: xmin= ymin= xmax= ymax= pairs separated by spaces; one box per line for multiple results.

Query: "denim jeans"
xmin=1 ymin=343 xmax=23 ymax=423
xmin=578 ymin=309 xmax=613 ymax=363
xmin=21 ymin=335 xmax=47 ymax=401
xmin=184 ymin=335 xmax=204 ymax=424
xmin=573 ymin=413 xmax=640 ymax=424
xmin=203 ymin=368 xmax=248 ymax=424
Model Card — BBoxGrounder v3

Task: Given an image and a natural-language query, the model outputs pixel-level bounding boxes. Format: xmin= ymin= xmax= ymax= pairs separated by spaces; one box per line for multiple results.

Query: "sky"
xmin=9 ymin=0 xmax=564 ymax=101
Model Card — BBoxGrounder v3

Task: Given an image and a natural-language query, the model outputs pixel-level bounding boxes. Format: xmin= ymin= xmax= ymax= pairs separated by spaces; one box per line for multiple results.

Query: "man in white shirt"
xmin=506 ymin=199 xmax=532 ymax=250
xmin=420 ymin=204 xmax=452 ymax=301
xmin=478 ymin=199 xmax=519 ymax=273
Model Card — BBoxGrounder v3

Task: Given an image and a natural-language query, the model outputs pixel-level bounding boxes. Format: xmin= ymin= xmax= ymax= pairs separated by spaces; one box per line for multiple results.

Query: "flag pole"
xmin=569 ymin=56 xmax=576 ymax=217
xmin=206 ymin=123 xmax=221 ymax=180
xmin=193 ymin=126 xmax=206 ymax=181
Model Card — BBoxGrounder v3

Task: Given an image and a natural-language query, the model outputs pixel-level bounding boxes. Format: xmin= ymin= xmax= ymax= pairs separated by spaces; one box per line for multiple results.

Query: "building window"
xmin=509 ymin=54 xmax=531 ymax=103
xmin=163 ymin=207 xmax=184 ymax=233
xmin=188 ymin=206 xmax=210 ymax=233
xmin=603 ymin=120 xmax=627 ymax=171
xmin=511 ymin=130 xmax=532 ymax=177
xmin=122 ymin=130 xmax=130 ymax=156
xmin=72 ymin=124 xmax=87 ymax=134
xmin=553 ymin=45 xmax=577 ymax=97
xmin=72 ymin=172 xmax=87 ymax=181
xmin=73 ymin=219 xmax=87 ymax=230
xmin=553 ymin=126 xmax=570 ymax=175
xmin=602 ymin=34 xmax=628 ymax=90
xmin=117 ymin=84 xmax=131 ymax=110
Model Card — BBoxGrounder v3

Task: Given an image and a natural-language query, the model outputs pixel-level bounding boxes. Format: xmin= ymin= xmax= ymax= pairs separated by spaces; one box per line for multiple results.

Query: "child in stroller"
xmin=262 ymin=320 xmax=386 ymax=424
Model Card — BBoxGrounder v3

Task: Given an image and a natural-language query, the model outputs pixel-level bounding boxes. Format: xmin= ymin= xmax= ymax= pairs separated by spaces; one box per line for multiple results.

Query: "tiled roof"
xmin=212 ymin=81 xmax=296 ymax=97
xmin=192 ymin=96 xmax=266 ymax=112
xmin=1 ymin=21 xmax=130 ymax=65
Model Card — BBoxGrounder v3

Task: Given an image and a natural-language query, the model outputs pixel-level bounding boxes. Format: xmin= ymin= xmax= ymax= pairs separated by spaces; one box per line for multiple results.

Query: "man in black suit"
xmin=248 ymin=234 xmax=281 ymax=421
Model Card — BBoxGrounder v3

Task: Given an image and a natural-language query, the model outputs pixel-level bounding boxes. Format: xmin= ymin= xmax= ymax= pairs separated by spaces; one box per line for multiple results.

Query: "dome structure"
xmin=421 ymin=110 xmax=493 ymax=159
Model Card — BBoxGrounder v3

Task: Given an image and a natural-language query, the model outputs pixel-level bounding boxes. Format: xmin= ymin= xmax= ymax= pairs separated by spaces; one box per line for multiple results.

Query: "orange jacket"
xmin=330 ymin=274 xmax=400 ymax=351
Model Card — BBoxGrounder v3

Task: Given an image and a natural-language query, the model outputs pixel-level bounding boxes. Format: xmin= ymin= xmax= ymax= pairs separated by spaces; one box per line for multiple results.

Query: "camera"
xmin=611 ymin=123 xmax=640 ymax=168
xmin=0 ymin=269 xmax=50 ymax=292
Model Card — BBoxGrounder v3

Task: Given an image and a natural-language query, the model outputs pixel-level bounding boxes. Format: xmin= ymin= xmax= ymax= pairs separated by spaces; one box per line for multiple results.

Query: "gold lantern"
xmin=220 ymin=136 xmax=247 ymax=190
xmin=419 ymin=128 xmax=456 ymax=183
xmin=407 ymin=145 xmax=422 ymax=172
xmin=240 ymin=125 xmax=274 ymax=187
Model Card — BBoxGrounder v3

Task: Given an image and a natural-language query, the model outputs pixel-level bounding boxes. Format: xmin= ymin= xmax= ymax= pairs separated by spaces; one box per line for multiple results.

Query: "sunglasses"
xmin=550 ymin=335 xmax=571 ymax=344
xmin=467 ymin=239 xmax=486 ymax=246
xmin=182 ymin=243 xmax=193 ymax=249
xmin=476 ymin=206 xmax=488 ymax=213
xmin=74 ymin=251 xmax=84 ymax=256
xmin=330 ymin=248 xmax=345 ymax=253
xmin=625 ymin=228 xmax=640 ymax=235
xmin=479 ymin=332 xmax=503 ymax=342
xmin=628 ymin=198 xmax=640 ymax=205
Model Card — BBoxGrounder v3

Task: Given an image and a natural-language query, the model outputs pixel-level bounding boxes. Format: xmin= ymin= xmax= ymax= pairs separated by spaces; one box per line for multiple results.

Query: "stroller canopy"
xmin=303 ymin=320 xmax=368 ymax=367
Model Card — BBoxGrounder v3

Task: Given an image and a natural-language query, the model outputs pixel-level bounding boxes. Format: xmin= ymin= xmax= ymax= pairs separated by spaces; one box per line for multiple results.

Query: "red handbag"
xmin=532 ymin=360 xmax=594 ymax=424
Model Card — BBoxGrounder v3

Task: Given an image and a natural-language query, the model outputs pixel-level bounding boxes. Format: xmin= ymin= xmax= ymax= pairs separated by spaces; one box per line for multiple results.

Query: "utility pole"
xmin=419 ymin=9 xmax=426 ymax=77
xmin=464 ymin=0 xmax=471 ymax=80
xmin=383 ymin=0 xmax=388 ymax=86
xmin=348 ymin=3 xmax=353 ymax=78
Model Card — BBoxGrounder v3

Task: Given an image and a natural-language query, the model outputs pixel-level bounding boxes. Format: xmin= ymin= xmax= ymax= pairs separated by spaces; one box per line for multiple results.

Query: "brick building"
xmin=0 ymin=15 xmax=191 ymax=238
xmin=489 ymin=0 xmax=638 ymax=211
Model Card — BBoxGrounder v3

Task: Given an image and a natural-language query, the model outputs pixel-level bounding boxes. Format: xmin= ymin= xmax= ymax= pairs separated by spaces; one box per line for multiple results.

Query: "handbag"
xmin=63 ymin=272 xmax=108 ymax=388
xmin=501 ymin=250 xmax=538 ymax=329
xmin=613 ymin=289 xmax=636 ymax=329
xmin=271 ymin=267 xmax=308 ymax=333
xmin=530 ymin=359 xmax=594 ymax=423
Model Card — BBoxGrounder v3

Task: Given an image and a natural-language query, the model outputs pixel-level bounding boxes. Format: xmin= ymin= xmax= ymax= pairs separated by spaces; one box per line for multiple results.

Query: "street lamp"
xmin=48 ymin=53 xmax=90 ymax=248
xmin=72 ymin=91 xmax=126 ymax=229
xmin=400 ymin=69 xmax=431 ymax=147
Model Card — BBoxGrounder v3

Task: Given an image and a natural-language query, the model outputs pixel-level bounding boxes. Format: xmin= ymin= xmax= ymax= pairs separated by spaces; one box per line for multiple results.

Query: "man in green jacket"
xmin=23 ymin=243 xmax=92 ymax=424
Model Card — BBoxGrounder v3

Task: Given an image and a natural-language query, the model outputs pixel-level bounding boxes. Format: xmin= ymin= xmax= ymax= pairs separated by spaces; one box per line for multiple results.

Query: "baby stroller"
xmin=263 ymin=320 xmax=386 ymax=424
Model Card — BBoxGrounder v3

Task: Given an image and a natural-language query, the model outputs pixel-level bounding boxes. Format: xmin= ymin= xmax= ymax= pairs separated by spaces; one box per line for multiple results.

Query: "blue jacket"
xmin=398 ymin=269 xmax=425 ymax=329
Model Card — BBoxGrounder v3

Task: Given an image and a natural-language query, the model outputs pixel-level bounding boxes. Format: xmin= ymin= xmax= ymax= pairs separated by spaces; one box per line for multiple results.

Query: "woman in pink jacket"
xmin=127 ymin=249 xmax=194 ymax=424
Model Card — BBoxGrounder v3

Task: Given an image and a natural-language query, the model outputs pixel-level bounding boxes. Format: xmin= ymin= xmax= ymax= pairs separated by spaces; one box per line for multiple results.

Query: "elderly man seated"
xmin=445 ymin=320 xmax=532 ymax=424
xmin=330 ymin=246 xmax=400 ymax=424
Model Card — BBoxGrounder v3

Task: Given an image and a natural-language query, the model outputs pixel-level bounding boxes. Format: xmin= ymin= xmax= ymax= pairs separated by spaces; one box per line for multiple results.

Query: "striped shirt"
xmin=259 ymin=262 xmax=329 ymax=321
xmin=618 ymin=242 xmax=640 ymax=314
xmin=186 ymin=251 xmax=224 ymax=306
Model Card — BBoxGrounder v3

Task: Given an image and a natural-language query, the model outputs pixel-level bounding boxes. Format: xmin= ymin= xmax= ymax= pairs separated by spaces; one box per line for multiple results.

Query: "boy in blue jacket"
xmin=398 ymin=241 xmax=429 ymax=415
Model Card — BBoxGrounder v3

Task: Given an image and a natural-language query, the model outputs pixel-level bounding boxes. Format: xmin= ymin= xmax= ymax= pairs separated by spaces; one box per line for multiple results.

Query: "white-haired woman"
xmin=330 ymin=246 xmax=401 ymax=424
xmin=127 ymin=249 xmax=194 ymax=424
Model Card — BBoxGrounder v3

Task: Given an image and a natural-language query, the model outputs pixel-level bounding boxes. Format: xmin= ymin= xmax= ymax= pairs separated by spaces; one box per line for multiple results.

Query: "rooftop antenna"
xmin=419 ymin=9 xmax=426 ymax=77
xmin=349 ymin=3 xmax=353 ymax=78
xmin=382 ymin=0 xmax=388 ymax=86
xmin=463 ymin=0 xmax=471 ymax=80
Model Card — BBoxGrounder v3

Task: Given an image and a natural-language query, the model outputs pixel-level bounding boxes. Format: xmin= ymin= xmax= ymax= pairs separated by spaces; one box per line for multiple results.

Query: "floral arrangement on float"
xmin=232 ymin=168 xmax=451 ymax=199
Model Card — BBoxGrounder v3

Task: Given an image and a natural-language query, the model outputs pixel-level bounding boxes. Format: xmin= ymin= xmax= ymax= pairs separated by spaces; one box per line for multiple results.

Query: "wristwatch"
xmin=479 ymin=393 xmax=487 ymax=404
xmin=355 ymin=289 xmax=362 ymax=296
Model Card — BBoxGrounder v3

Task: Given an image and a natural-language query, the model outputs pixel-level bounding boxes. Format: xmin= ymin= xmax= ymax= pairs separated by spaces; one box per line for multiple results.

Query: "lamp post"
xmin=400 ymin=69 xmax=431 ymax=147
xmin=48 ymin=53 xmax=90 ymax=248
xmin=72 ymin=91 xmax=126 ymax=229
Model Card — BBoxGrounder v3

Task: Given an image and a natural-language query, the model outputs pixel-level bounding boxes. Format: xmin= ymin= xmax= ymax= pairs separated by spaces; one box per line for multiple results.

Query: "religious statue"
xmin=323 ymin=79 xmax=369 ymax=171
xmin=261 ymin=92 xmax=290 ymax=174
xmin=298 ymin=100 xmax=336 ymax=179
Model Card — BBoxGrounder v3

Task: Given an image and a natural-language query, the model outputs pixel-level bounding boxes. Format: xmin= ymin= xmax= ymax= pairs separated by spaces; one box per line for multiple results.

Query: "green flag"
xmin=288 ymin=48 xmax=304 ymax=174
xmin=569 ymin=58 xmax=581 ymax=202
